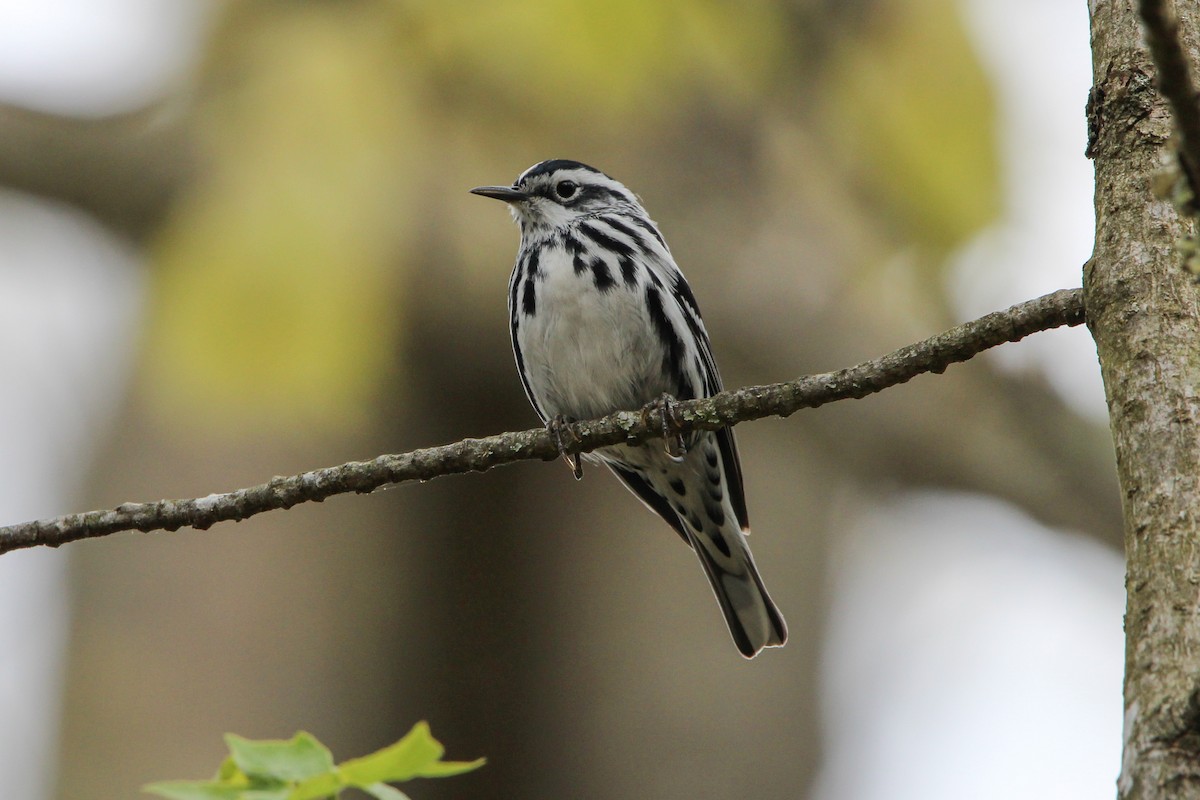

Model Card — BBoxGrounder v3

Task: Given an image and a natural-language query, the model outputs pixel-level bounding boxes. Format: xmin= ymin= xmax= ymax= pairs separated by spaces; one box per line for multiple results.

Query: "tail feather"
xmin=601 ymin=432 xmax=786 ymax=657
xmin=686 ymin=524 xmax=787 ymax=658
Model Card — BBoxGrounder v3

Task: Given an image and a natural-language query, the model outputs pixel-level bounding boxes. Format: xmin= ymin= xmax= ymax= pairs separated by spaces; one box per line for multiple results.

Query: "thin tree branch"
xmin=0 ymin=102 xmax=191 ymax=242
xmin=1140 ymin=0 xmax=1200 ymax=193
xmin=0 ymin=287 xmax=1086 ymax=556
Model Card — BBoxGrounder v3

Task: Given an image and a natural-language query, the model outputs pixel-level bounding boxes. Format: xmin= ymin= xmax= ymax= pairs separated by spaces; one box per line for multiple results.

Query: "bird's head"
xmin=471 ymin=159 xmax=642 ymax=235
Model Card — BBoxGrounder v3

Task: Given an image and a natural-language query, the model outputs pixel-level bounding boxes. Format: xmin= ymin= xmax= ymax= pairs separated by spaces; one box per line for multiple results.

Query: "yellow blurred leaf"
xmin=405 ymin=0 xmax=787 ymax=121
xmin=820 ymin=0 xmax=1000 ymax=251
xmin=145 ymin=7 xmax=415 ymax=431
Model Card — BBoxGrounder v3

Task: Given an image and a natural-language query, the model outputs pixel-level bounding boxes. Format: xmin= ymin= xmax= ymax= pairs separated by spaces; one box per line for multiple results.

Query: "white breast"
xmin=514 ymin=244 xmax=669 ymax=421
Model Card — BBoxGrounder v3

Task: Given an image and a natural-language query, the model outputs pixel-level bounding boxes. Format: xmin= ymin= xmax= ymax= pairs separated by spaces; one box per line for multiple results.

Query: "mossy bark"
xmin=1086 ymin=2 xmax=1200 ymax=796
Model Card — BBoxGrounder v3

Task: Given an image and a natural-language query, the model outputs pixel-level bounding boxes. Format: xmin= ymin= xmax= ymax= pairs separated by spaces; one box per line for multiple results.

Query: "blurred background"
xmin=0 ymin=1 xmax=1122 ymax=798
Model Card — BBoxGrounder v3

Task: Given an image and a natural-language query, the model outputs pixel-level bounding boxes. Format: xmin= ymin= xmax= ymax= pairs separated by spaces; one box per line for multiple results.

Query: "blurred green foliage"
xmin=407 ymin=0 xmax=787 ymax=119
xmin=820 ymin=0 xmax=999 ymax=251
xmin=145 ymin=6 xmax=414 ymax=431
xmin=140 ymin=0 xmax=997 ymax=431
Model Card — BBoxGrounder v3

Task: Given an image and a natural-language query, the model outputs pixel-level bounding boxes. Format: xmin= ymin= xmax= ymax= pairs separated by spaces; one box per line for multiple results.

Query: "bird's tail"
xmin=685 ymin=523 xmax=787 ymax=658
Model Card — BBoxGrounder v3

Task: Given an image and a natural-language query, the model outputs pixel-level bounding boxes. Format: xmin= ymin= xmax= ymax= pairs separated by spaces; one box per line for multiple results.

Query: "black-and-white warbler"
xmin=472 ymin=160 xmax=786 ymax=658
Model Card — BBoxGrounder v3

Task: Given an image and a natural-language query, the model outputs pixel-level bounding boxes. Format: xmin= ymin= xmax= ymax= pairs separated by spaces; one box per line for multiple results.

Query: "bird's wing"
xmin=661 ymin=263 xmax=750 ymax=532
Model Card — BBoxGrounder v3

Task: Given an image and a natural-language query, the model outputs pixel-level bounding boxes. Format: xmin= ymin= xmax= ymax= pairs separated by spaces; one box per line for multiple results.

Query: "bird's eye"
xmin=555 ymin=180 xmax=578 ymax=199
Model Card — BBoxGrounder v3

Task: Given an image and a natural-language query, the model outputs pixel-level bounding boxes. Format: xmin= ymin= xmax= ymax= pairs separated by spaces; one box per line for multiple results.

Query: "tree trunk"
xmin=1086 ymin=1 xmax=1200 ymax=797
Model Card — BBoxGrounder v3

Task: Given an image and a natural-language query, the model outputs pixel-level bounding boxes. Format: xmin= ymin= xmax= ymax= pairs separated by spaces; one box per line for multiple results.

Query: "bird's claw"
xmin=548 ymin=414 xmax=584 ymax=480
xmin=641 ymin=393 xmax=688 ymax=460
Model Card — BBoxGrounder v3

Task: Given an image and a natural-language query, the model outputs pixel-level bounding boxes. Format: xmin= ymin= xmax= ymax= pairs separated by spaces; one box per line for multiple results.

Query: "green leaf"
xmin=216 ymin=757 xmax=245 ymax=782
xmin=143 ymin=780 xmax=248 ymax=800
xmin=411 ymin=758 xmax=488 ymax=779
xmin=149 ymin=725 xmax=481 ymax=800
xmin=241 ymin=790 xmax=292 ymax=800
xmin=225 ymin=732 xmax=335 ymax=782
xmin=338 ymin=722 xmax=483 ymax=786
xmin=288 ymin=771 xmax=343 ymax=800
xmin=361 ymin=784 xmax=412 ymax=800
xmin=338 ymin=722 xmax=442 ymax=785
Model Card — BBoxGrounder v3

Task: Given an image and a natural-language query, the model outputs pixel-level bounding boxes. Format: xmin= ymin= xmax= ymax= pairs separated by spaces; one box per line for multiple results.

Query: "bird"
xmin=471 ymin=159 xmax=786 ymax=658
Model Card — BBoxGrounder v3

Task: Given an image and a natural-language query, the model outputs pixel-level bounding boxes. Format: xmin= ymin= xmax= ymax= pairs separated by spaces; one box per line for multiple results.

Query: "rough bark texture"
xmin=1086 ymin=1 xmax=1200 ymax=797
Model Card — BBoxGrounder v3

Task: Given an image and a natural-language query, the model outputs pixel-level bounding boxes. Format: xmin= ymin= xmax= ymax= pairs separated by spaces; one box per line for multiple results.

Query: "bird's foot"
xmin=547 ymin=414 xmax=584 ymax=480
xmin=641 ymin=393 xmax=688 ymax=460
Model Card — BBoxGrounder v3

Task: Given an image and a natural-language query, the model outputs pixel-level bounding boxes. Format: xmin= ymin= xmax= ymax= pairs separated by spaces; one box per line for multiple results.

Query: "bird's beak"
xmin=470 ymin=185 xmax=529 ymax=203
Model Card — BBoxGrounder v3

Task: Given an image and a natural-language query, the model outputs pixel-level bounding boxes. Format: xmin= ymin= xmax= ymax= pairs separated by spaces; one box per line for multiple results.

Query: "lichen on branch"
xmin=0 ymin=288 xmax=1085 ymax=556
